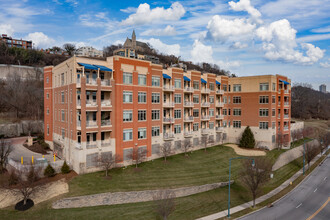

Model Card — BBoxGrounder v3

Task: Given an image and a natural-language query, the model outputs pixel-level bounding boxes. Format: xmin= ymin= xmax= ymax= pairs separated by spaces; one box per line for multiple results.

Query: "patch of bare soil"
xmin=224 ymin=144 xmax=266 ymax=156
xmin=23 ymin=142 xmax=49 ymax=155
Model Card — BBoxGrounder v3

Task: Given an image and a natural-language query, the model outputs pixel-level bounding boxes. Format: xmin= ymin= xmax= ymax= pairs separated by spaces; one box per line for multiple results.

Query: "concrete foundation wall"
xmin=0 ymin=120 xmax=43 ymax=137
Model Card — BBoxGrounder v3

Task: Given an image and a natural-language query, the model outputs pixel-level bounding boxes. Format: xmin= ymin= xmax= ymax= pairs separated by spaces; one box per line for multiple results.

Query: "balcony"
xmin=163 ymin=102 xmax=175 ymax=108
xmin=184 ymin=131 xmax=193 ymax=137
xmin=284 ymin=90 xmax=289 ymax=94
xmin=86 ymin=100 xmax=97 ymax=107
xmin=77 ymin=120 xmax=81 ymax=128
xmin=216 ymin=115 xmax=224 ymax=120
xmin=163 ymin=85 xmax=175 ymax=92
xmin=76 ymin=143 xmax=82 ymax=150
xmin=184 ymin=116 xmax=194 ymax=122
xmin=201 ymin=129 xmax=209 ymax=134
xmin=216 ymin=102 xmax=224 ymax=107
xmin=216 ymin=90 xmax=224 ymax=95
xmin=216 ymin=127 xmax=224 ymax=132
xmin=163 ymin=133 xmax=174 ymax=140
xmin=86 ymin=120 xmax=97 ymax=127
xmin=284 ymin=114 xmax=289 ymax=118
xmin=284 ymin=126 xmax=289 ymax=131
xmin=184 ymin=87 xmax=194 ymax=93
xmin=201 ymin=102 xmax=210 ymax=107
xmin=201 ymin=115 xmax=210 ymax=120
xmin=86 ymin=78 xmax=97 ymax=85
xmin=284 ymin=102 xmax=289 ymax=106
xmin=86 ymin=142 xmax=97 ymax=149
xmin=201 ymin=88 xmax=210 ymax=94
xmin=101 ymin=120 xmax=111 ymax=126
xmin=101 ymin=140 xmax=111 ymax=147
xmin=77 ymin=99 xmax=81 ymax=107
xmin=76 ymin=78 xmax=81 ymax=87
xmin=184 ymin=101 xmax=194 ymax=107
xmin=163 ymin=117 xmax=174 ymax=123
xmin=101 ymin=100 xmax=112 ymax=107
xmin=101 ymin=79 xmax=111 ymax=86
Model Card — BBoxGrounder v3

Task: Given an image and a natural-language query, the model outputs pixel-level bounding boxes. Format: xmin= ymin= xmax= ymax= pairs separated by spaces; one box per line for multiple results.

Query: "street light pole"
xmin=228 ymin=157 xmax=255 ymax=218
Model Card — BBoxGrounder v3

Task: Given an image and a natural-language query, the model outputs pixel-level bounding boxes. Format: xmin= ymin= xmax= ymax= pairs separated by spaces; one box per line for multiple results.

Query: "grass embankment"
xmin=0 ymin=145 xmax=312 ymax=219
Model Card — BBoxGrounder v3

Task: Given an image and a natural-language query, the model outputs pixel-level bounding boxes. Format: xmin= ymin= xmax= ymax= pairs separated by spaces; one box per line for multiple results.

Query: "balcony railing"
xmin=202 ymin=102 xmax=210 ymax=107
xmin=101 ymin=120 xmax=111 ymax=126
xmin=184 ymin=116 xmax=194 ymax=122
xmin=201 ymin=115 xmax=210 ymax=120
xmin=101 ymin=140 xmax=111 ymax=147
xmin=216 ymin=90 xmax=224 ymax=94
xmin=163 ymin=133 xmax=174 ymax=139
xmin=86 ymin=120 xmax=97 ymax=127
xmin=184 ymin=87 xmax=194 ymax=93
xmin=77 ymin=99 xmax=81 ymax=106
xmin=284 ymin=126 xmax=289 ymax=131
xmin=101 ymin=79 xmax=111 ymax=86
xmin=77 ymin=78 xmax=81 ymax=84
xmin=163 ymin=85 xmax=175 ymax=91
xmin=86 ymin=100 xmax=97 ymax=107
xmin=86 ymin=142 xmax=97 ymax=149
xmin=184 ymin=131 xmax=193 ymax=137
xmin=77 ymin=120 xmax=81 ymax=127
xmin=284 ymin=102 xmax=289 ymax=106
xmin=216 ymin=102 xmax=224 ymax=107
xmin=201 ymin=129 xmax=209 ymax=134
xmin=163 ymin=102 xmax=175 ymax=107
xmin=184 ymin=101 xmax=194 ymax=107
xmin=163 ymin=117 xmax=174 ymax=123
xmin=216 ymin=115 xmax=224 ymax=119
xmin=216 ymin=127 xmax=224 ymax=132
xmin=86 ymin=78 xmax=97 ymax=85
xmin=201 ymin=88 xmax=210 ymax=94
xmin=284 ymin=90 xmax=289 ymax=94
xmin=101 ymin=100 xmax=111 ymax=106
xmin=284 ymin=114 xmax=289 ymax=118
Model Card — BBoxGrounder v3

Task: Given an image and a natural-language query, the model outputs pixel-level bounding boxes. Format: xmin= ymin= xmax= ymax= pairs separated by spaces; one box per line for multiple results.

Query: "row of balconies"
xmin=77 ymin=78 xmax=111 ymax=87
xmin=76 ymin=139 xmax=111 ymax=150
xmin=163 ymin=86 xmax=224 ymax=95
xmin=163 ymin=127 xmax=224 ymax=140
xmin=77 ymin=99 xmax=112 ymax=107
xmin=278 ymin=102 xmax=290 ymax=106
xmin=77 ymin=120 xmax=112 ymax=128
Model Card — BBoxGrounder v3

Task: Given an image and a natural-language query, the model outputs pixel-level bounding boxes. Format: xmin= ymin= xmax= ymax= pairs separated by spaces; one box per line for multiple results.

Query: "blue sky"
xmin=0 ymin=0 xmax=329 ymax=90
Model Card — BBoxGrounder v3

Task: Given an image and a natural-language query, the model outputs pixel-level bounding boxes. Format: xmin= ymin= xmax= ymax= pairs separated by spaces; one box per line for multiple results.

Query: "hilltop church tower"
xmin=132 ymin=30 xmax=136 ymax=49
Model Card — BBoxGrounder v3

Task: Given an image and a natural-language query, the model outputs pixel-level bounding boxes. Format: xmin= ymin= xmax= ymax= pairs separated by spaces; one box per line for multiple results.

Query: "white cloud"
xmin=297 ymin=33 xmax=330 ymax=43
xmin=0 ymin=24 xmax=14 ymax=36
xmin=206 ymin=15 xmax=256 ymax=43
xmin=141 ymin=25 xmax=176 ymax=36
xmin=311 ymin=25 xmax=330 ymax=33
xmin=320 ymin=58 xmax=330 ymax=68
xmin=25 ymin=32 xmax=55 ymax=49
xmin=120 ymin=7 xmax=137 ymax=13
xmin=139 ymin=38 xmax=180 ymax=56
xmin=121 ymin=2 xmax=185 ymax=25
xmin=217 ymin=59 xmax=241 ymax=69
xmin=229 ymin=0 xmax=261 ymax=22
xmin=256 ymin=19 xmax=324 ymax=64
xmin=190 ymin=40 xmax=214 ymax=63
xmin=230 ymin=42 xmax=248 ymax=49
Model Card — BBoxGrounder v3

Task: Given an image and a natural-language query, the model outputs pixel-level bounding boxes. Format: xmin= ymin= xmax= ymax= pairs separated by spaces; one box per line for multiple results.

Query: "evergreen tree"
xmin=239 ymin=126 xmax=256 ymax=148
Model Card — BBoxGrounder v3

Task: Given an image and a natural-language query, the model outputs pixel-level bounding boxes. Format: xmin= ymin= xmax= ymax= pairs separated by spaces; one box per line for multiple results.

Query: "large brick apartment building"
xmin=0 ymin=34 xmax=32 ymax=49
xmin=44 ymin=55 xmax=291 ymax=174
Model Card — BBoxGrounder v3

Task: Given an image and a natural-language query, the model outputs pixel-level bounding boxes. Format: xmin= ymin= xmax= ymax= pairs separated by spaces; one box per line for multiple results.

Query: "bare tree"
xmin=153 ymin=190 xmax=176 ymax=220
xmin=0 ymin=138 xmax=13 ymax=173
xmin=276 ymin=132 xmax=286 ymax=150
xmin=181 ymin=139 xmax=192 ymax=157
xmin=63 ymin=43 xmax=76 ymax=56
xmin=128 ymin=146 xmax=148 ymax=168
xmin=201 ymin=135 xmax=208 ymax=152
xmin=302 ymin=127 xmax=313 ymax=139
xmin=97 ymin=153 xmax=121 ymax=177
xmin=304 ymin=142 xmax=320 ymax=170
xmin=159 ymin=142 xmax=172 ymax=162
xmin=240 ymin=158 xmax=272 ymax=207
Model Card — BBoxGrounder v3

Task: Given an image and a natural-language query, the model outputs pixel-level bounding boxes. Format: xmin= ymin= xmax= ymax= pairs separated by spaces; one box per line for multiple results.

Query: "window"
xmin=46 ymin=77 xmax=49 ymax=83
xmin=123 ymin=72 xmax=132 ymax=84
xmin=259 ymin=109 xmax=269 ymax=117
xmin=259 ymin=96 xmax=269 ymax=104
xmin=193 ymin=123 xmax=199 ymax=131
xmin=61 ymin=110 xmax=65 ymax=121
xmin=174 ymin=94 xmax=182 ymax=103
xmin=223 ymin=85 xmax=227 ymax=91
xmin=61 ymin=92 xmax=65 ymax=103
xmin=193 ymin=81 xmax=199 ymax=90
xmin=193 ymin=95 xmax=199 ymax=103
xmin=228 ymin=109 xmax=231 ymax=116
xmin=272 ymin=122 xmax=276 ymax=129
xmin=61 ymin=128 xmax=65 ymax=139
xmin=138 ymin=110 xmax=146 ymax=121
xmin=223 ymin=96 xmax=227 ymax=104
xmin=61 ymin=73 xmax=64 ymax=86
xmin=209 ymin=83 xmax=214 ymax=91
xmin=152 ymin=76 xmax=160 ymax=86
xmin=233 ymin=109 xmax=241 ymax=116
xmin=233 ymin=84 xmax=241 ymax=92
xmin=233 ymin=121 xmax=241 ymax=128
xmin=47 ymin=108 xmax=49 ymax=115
xmin=223 ymin=109 xmax=227 ymax=115
xmin=151 ymin=110 xmax=160 ymax=120
xmin=259 ymin=122 xmax=269 ymax=129
xmin=138 ymin=128 xmax=147 ymax=139
xmin=123 ymin=91 xmax=133 ymax=103
xmin=272 ymin=83 xmax=276 ymax=91
xmin=272 ymin=109 xmax=276 ymax=117
xmin=233 ymin=96 xmax=241 ymax=104
xmin=174 ymin=125 xmax=181 ymax=134
xmin=209 ymin=109 xmax=214 ymax=116
xmin=138 ymin=74 xmax=146 ymax=85
xmin=152 ymin=127 xmax=160 ymax=137
xmin=174 ymin=79 xmax=181 ymax=88
xmin=47 ymin=124 xmax=49 ymax=135
xmin=228 ymin=85 xmax=231 ymax=92
xmin=123 ymin=110 xmax=133 ymax=122
xmin=260 ymin=83 xmax=269 ymax=91
xmin=209 ymin=122 xmax=214 ymax=129
xmin=272 ymin=96 xmax=276 ymax=104
xmin=174 ymin=110 xmax=181 ymax=119
xmin=123 ymin=129 xmax=133 ymax=141
xmin=152 ymin=93 xmax=160 ymax=103
xmin=228 ymin=96 xmax=231 ymax=104
xmin=138 ymin=92 xmax=147 ymax=103
xmin=193 ymin=109 xmax=199 ymax=117
xmin=209 ymin=96 xmax=214 ymax=103
xmin=223 ymin=121 xmax=227 ymax=127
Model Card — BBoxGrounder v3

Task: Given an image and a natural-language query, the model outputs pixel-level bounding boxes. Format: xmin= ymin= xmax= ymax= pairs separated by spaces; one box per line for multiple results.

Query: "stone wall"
xmin=0 ymin=120 xmax=43 ymax=137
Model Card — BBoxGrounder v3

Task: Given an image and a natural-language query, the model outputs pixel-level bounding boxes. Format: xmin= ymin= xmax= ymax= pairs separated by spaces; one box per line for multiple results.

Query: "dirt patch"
xmin=224 ymin=144 xmax=266 ymax=156
xmin=23 ymin=142 xmax=49 ymax=155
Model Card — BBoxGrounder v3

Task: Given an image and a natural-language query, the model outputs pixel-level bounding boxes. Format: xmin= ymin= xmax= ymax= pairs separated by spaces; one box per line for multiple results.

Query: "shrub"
xmin=44 ymin=164 xmax=55 ymax=177
xmin=8 ymin=171 xmax=19 ymax=186
xmin=239 ymin=126 xmax=256 ymax=149
xmin=61 ymin=161 xmax=70 ymax=174
xmin=40 ymin=141 xmax=50 ymax=150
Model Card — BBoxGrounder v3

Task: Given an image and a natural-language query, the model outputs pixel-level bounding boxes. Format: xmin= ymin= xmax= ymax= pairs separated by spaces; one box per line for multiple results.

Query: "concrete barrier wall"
xmin=0 ymin=120 xmax=43 ymax=137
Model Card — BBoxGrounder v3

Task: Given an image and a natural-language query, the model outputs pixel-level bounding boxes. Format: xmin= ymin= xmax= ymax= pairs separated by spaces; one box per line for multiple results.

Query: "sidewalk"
xmin=197 ymin=149 xmax=329 ymax=220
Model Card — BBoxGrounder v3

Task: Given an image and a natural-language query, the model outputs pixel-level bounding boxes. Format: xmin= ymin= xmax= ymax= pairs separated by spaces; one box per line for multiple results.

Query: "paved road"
xmin=239 ymin=155 xmax=330 ymax=220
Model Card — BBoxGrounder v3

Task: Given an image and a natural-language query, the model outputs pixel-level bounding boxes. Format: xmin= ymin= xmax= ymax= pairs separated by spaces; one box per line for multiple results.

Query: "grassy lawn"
xmin=0 ymin=148 xmax=311 ymax=220
xmin=291 ymin=137 xmax=313 ymax=149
